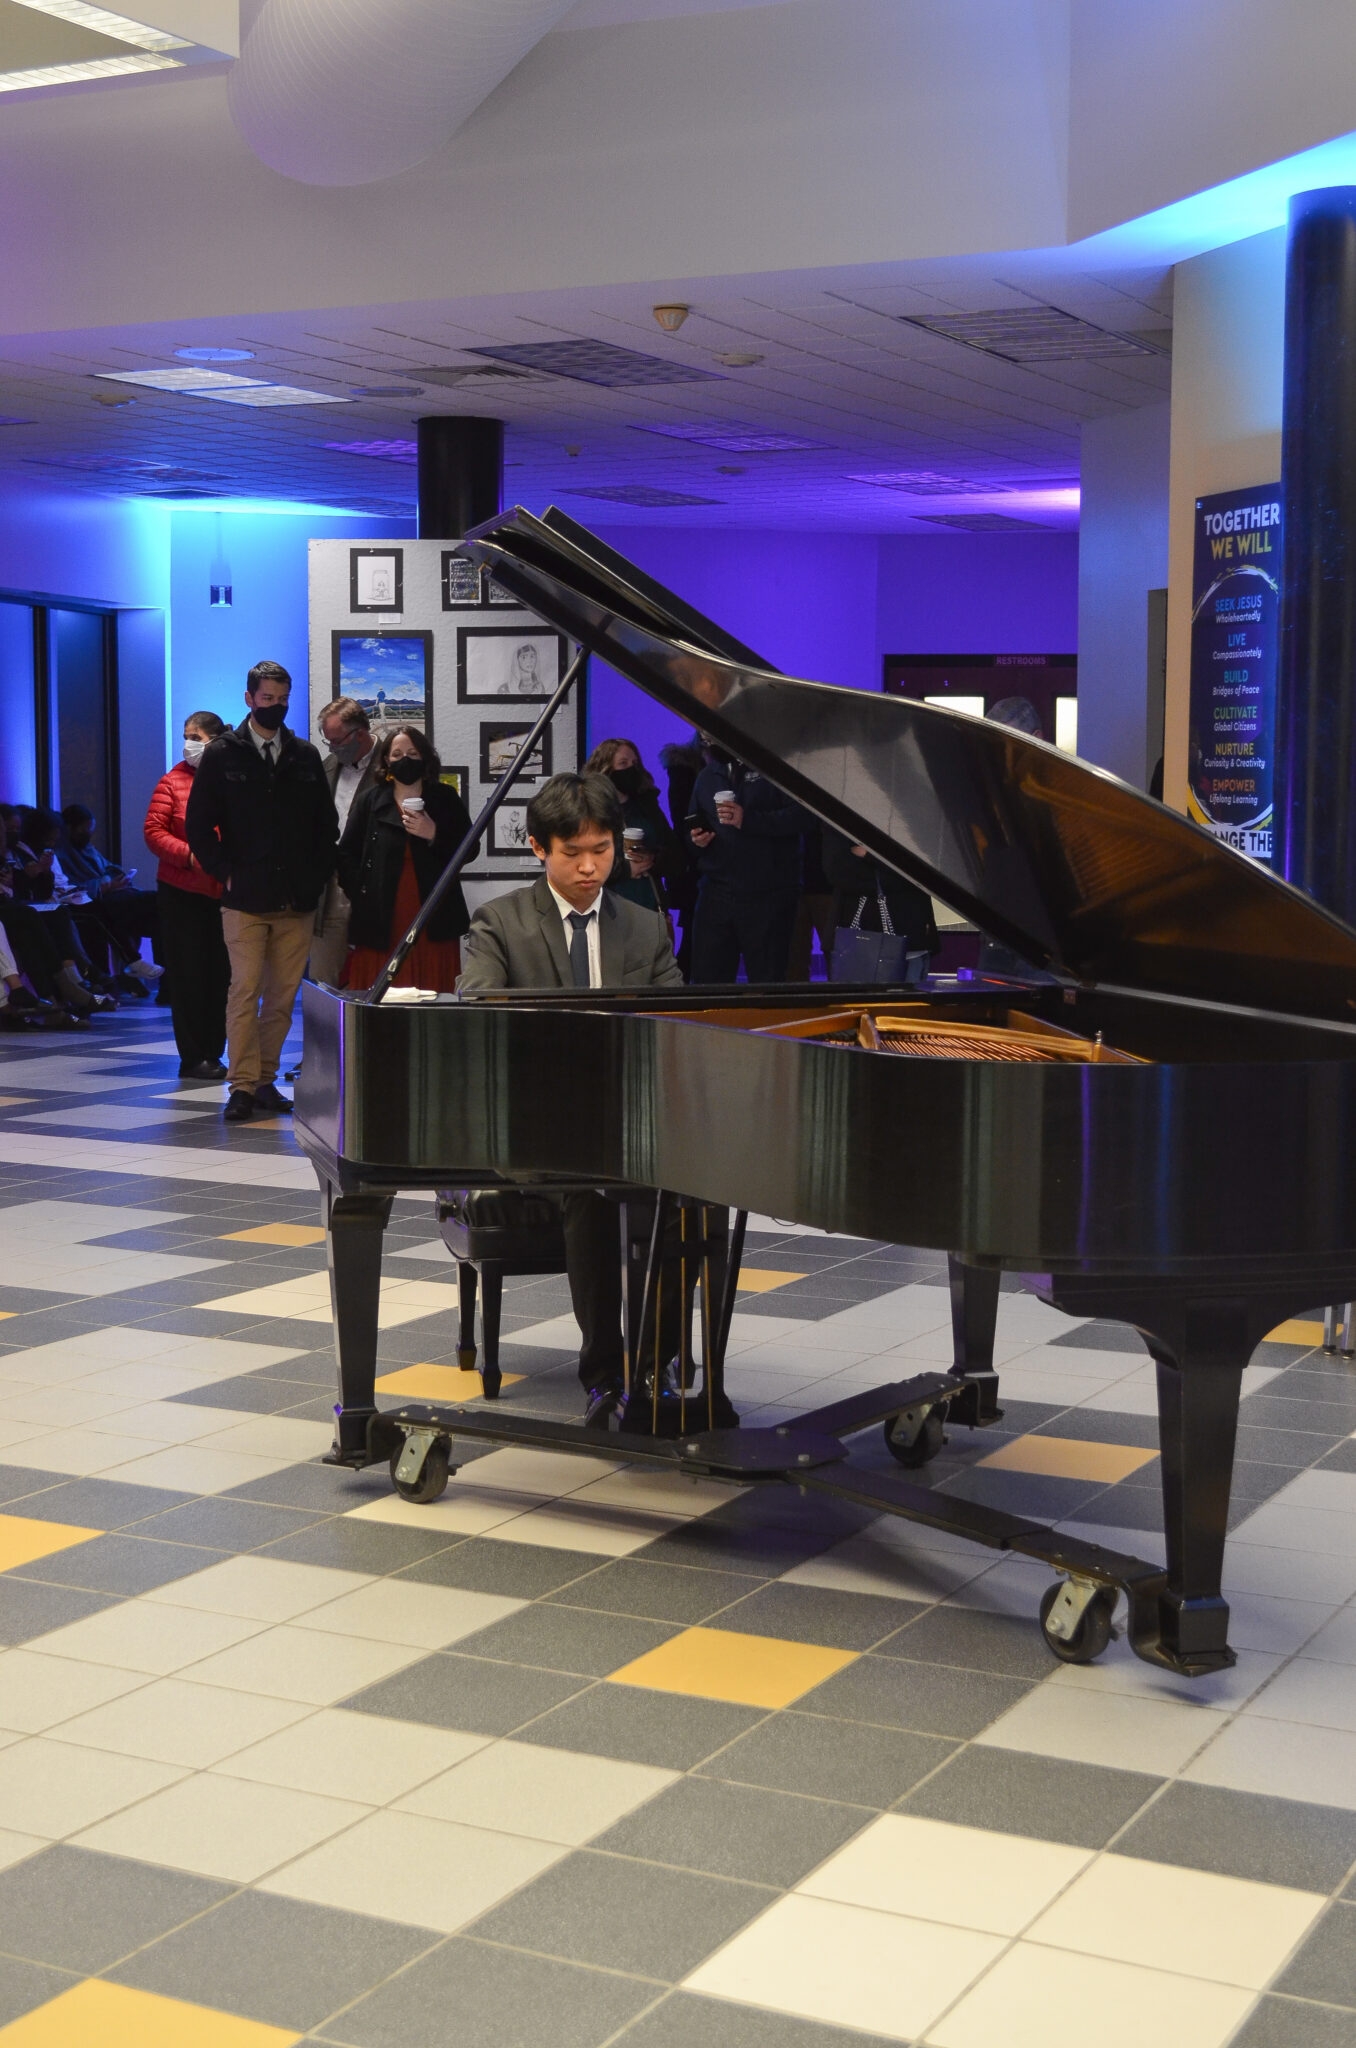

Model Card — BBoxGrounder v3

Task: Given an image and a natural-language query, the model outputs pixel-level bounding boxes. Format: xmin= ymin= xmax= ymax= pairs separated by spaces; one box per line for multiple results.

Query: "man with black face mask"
xmin=310 ymin=696 xmax=379 ymax=987
xmin=186 ymin=659 xmax=338 ymax=1122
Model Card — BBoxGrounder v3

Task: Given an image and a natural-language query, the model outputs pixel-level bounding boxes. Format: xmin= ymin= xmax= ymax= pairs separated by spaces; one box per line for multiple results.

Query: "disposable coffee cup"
xmin=714 ymin=789 xmax=735 ymax=806
xmin=399 ymin=796 xmax=425 ymax=813
xmin=623 ymin=827 xmax=646 ymax=844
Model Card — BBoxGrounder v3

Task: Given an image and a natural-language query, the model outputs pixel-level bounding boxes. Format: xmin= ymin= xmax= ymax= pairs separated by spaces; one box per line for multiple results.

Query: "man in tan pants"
xmin=186 ymin=660 xmax=338 ymax=1123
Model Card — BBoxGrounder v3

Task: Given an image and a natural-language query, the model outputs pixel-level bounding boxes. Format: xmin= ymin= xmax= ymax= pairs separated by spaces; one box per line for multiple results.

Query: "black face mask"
xmin=609 ymin=766 xmax=643 ymax=799
xmin=389 ymin=755 xmax=424 ymax=786
xmin=250 ymin=701 xmax=287 ymax=732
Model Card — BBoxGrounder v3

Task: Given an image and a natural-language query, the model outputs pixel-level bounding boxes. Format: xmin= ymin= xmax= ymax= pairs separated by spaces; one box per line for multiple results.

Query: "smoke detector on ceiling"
xmin=652 ymin=305 xmax=690 ymax=333
xmin=715 ymin=352 xmax=763 ymax=368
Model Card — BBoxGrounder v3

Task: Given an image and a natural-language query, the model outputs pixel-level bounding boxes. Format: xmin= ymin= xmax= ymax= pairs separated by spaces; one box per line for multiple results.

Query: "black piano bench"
xmin=436 ymin=1190 xmax=567 ymax=1400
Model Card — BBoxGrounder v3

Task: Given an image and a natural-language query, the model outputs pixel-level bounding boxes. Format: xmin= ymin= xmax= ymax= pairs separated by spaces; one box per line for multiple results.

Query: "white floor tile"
xmin=0 ymin=1828 xmax=45 ymax=1874
xmin=0 ymin=1420 xmax=49 ymax=1449
xmin=1224 ymin=1591 xmax=1337 ymax=1656
xmin=1025 ymin=1851 xmax=1325 ymax=1988
xmin=1228 ymin=1501 xmax=1356 ymax=1557
xmin=0 ymin=1386 xmax=138 ymax=1427
xmin=73 ymin=1769 xmax=370 ymax=1881
xmin=100 ymin=1444 xmax=299 ymax=1494
xmin=685 ymin=1893 xmax=1002 ymax=2043
xmin=0 ymin=1649 xmax=148 ymax=1734
xmin=798 ymin=1814 xmax=1092 ymax=1937
xmin=343 ymin=1487 xmax=551 ymax=1536
xmin=1221 ymin=1541 xmax=1356 ymax=1604
xmin=975 ymin=1683 xmax=1228 ymax=1776
xmin=257 ymin=1808 xmax=567 ymax=1931
xmin=1075 ymin=1380 xmax=1163 ymax=1417
xmin=1241 ymin=1654 xmax=1356 ymax=1732
xmin=76 ymin=1364 xmax=247 ymax=1402
xmin=0 ymin=1737 xmax=184 ymax=1837
xmin=1300 ymin=1602 xmax=1356 ymax=1666
xmin=219 ymin=1708 xmax=489 ymax=1803
xmin=294 ymin=1580 xmax=525 ymax=1650
xmin=193 ymin=1415 xmax=335 ymax=1460
xmin=1046 ymin=1643 xmax=1281 ymax=1713
xmin=83 ymin=1399 xmax=238 ymax=1446
xmin=497 ymin=1499 xmax=681 ymax=1556
xmin=145 ymin=1556 xmax=376 ymax=1622
xmin=56 ymin=1679 xmax=312 ymax=1767
xmin=396 ymin=1738 xmax=677 ymax=1845
xmin=182 ymin=1623 xmax=423 ymax=1703
xmin=1181 ymin=1714 xmax=1356 ymax=1808
xmin=462 ymin=1447 xmax=621 ymax=1498
xmin=30 ymin=1601 xmax=264 ymax=1676
xmin=568 ymin=1467 xmax=739 ymax=1517
xmin=925 ymin=1943 xmax=1254 ymax=2048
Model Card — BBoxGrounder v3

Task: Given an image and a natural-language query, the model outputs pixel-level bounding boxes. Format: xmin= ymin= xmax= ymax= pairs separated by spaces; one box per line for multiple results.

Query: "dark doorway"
xmin=52 ymin=609 xmax=119 ymax=856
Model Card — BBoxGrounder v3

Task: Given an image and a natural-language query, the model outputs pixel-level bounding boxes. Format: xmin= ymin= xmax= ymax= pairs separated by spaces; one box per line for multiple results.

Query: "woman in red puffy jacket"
xmin=144 ymin=710 xmax=230 ymax=1078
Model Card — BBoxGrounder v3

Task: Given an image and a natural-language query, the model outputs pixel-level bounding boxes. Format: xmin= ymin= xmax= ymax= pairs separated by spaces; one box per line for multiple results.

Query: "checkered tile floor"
xmin=0 ymin=1005 xmax=1353 ymax=2045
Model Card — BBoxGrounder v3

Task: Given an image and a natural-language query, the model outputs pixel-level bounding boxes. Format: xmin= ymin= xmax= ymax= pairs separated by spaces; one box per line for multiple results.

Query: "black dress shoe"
xmin=582 ymin=1382 xmax=623 ymax=1429
xmin=253 ymin=1082 xmax=293 ymax=1114
xmin=223 ymin=1089 xmax=255 ymax=1123
xmin=180 ymin=1060 xmax=228 ymax=1080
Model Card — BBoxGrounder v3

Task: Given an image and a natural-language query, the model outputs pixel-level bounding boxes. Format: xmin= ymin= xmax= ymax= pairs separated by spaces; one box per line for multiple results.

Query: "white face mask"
xmin=182 ymin=739 xmax=207 ymax=767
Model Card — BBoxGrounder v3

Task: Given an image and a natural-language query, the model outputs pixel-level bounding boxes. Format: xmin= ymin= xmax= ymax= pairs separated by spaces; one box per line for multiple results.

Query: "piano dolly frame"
xmin=317 ymin=1178 xmax=1227 ymax=1678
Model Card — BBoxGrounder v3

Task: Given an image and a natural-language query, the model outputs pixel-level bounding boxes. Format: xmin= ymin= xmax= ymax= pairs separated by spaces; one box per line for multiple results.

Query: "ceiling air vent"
xmin=469 ymin=341 xmax=721 ymax=387
xmin=323 ymin=439 xmax=418 ymax=463
xmin=415 ymin=365 xmax=541 ymax=388
xmin=564 ymin=485 xmax=724 ymax=507
xmin=914 ymin=513 xmax=1054 ymax=532
xmin=633 ymin=422 xmax=825 ymax=453
xmin=24 ymin=455 xmax=228 ymax=484
xmin=902 ymin=306 xmax=1167 ymax=364
xmin=849 ymin=471 xmax=1013 ymax=495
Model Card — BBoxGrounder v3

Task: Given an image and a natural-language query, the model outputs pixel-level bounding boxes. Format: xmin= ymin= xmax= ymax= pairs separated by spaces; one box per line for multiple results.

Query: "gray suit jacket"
xmin=459 ymin=876 xmax=682 ymax=991
xmin=316 ymin=741 xmax=382 ymax=932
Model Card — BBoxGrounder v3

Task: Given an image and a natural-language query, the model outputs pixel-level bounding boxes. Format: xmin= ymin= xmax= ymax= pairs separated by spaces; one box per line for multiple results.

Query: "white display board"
xmin=307 ymin=538 xmax=586 ymax=913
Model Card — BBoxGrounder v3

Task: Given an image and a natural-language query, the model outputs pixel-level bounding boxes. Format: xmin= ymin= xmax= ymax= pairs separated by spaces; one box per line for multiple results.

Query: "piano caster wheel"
xmin=883 ymin=1409 xmax=945 ymax=1468
xmin=1039 ymin=1580 xmax=1116 ymax=1664
xmin=390 ymin=1432 xmax=452 ymax=1504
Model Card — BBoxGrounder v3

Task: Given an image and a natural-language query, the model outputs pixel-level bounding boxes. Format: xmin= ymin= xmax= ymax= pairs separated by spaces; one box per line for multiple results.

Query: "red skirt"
xmin=344 ymin=844 xmax=461 ymax=993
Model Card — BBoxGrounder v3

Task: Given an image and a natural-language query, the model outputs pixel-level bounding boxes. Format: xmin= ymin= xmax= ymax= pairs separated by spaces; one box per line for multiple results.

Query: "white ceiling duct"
xmin=228 ymin=0 xmax=580 ymax=187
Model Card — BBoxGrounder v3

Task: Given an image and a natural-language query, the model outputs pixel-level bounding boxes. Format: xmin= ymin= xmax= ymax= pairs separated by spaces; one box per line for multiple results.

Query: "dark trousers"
xmin=691 ymin=884 xmax=797 ymax=985
xmin=3 ymin=902 xmax=91 ymax=991
xmin=563 ymin=1189 xmax=688 ymax=1391
xmin=74 ymin=889 xmax=161 ymax=974
xmin=157 ymin=882 xmax=229 ymax=1067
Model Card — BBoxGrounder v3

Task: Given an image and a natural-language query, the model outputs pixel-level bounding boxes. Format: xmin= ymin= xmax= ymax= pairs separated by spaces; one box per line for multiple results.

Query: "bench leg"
xmin=480 ymin=1264 xmax=503 ymax=1400
xmin=456 ymin=1262 xmax=479 ymax=1373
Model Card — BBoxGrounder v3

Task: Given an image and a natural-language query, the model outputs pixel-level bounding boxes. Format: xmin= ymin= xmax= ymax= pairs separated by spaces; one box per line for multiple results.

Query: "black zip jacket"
xmin=185 ymin=720 xmax=337 ymax=916
xmin=336 ymin=778 xmax=476 ymax=948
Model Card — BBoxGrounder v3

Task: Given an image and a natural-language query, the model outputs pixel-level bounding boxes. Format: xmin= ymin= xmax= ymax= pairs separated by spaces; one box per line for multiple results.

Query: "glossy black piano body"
xmin=295 ymin=506 xmax=1356 ymax=1679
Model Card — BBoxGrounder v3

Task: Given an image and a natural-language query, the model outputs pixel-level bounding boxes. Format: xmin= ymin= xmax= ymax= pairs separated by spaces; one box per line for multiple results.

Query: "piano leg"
xmin=1147 ymin=1315 xmax=1245 ymax=1672
xmin=947 ymin=1255 xmax=1003 ymax=1424
xmin=323 ymin=1185 xmax=394 ymax=1465
xmin=457 ymin=1263 xmax=479 ymax=1374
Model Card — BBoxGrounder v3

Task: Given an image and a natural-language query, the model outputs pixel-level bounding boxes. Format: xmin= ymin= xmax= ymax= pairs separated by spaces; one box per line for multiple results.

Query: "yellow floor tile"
xmin=609 ymin=1626 xmax=857 ymax=1709
xmin=376 ymin=1364 xmax=524 ymax=1401
xmin=222 ymin=1224 xmax=327 ymax=1247
xmin=736 ymin=1269 xmax=806 ymax=1293
xmin=0 ymin=1980 xmax=300 ymax=2045
xmin=0 ymin=1314 xmax=13 ymax=1322
xmin=0 ymin=1514 xmax=102 ymax=1573
xmin=0 ymin=1097 xmax=35 ymax=1109
xmin=979 ymin=1435 xmax=1158 ymax=1483
xmin=1267 ymin=1319 xmax=1325 ymax=1345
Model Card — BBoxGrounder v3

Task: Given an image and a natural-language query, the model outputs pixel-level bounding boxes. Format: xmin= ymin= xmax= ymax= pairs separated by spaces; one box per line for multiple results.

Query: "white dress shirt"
xmin=547 ymin=881 xmax=602 ymax=987
xmin=248 ymin=720 xmax=281 ymax=765
xmin=333 ymin=760 xmax=366 ymax=833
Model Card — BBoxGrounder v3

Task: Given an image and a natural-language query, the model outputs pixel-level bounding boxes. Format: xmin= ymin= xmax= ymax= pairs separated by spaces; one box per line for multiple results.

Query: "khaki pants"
xmin=222 ymin=907 xmax=314 ymax=1093
xmin=308 ymin=877 xmax=351 ymax=988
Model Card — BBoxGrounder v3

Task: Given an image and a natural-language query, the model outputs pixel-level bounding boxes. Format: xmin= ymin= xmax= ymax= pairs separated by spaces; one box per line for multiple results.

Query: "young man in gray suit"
xmin=460 ymin=772 xmax=683 ymax=1422
xmin=309 ymin=696 xmax=381 ymax=986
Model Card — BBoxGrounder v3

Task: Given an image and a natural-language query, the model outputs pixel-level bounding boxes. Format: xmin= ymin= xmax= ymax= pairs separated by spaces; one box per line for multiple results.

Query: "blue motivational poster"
xmin=1187 ymin=482 xmax=1281 ymax=862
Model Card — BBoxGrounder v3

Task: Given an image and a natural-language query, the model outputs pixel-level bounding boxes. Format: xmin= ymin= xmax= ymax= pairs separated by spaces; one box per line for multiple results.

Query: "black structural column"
xmin=415 ymin=417 xmax=503 ymax=538
xmin=1276 ymin=188 xmax=1356 ymax=918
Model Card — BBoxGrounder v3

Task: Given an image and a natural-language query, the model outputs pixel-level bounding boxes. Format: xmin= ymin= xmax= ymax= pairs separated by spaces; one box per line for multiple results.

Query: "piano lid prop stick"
xmin=365 ymin=641 xmax=590 ymax=1004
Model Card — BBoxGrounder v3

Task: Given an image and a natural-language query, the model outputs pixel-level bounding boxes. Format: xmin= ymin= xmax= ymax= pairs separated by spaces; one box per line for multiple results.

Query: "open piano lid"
xmin=461 ymin=506 xmax=1356 ymax=1026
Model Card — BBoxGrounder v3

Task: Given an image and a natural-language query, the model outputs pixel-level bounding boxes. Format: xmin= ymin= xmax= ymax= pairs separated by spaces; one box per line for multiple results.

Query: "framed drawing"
xmin=441 ymin=553 xmax=481 ymax=609
xmin=331 ymin=630 xmax=432 ymax=740
xmin=488 ymin=803 xmax=533 ymax=858
xmin=349 ymin=548 xmax=403 ymax=613
xmin=483 ymin=574 xmax=520 ymax=608
xmin=457 ymin=625 xmax=566 ymax=704
xmin=480 ymin=721 xmax=552 ymax=785
xmin=438 ymin=764 xmax=469 ymax=802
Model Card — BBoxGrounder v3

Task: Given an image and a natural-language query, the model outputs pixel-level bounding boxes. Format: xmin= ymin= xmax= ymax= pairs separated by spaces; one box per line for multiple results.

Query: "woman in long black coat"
xmin=337 ymin=726 xmax=476 ymax=992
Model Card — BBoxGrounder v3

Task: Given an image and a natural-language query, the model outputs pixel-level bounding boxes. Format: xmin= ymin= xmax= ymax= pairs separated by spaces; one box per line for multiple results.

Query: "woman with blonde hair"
xmin=584 ymin=736 xmax=677 ymax=919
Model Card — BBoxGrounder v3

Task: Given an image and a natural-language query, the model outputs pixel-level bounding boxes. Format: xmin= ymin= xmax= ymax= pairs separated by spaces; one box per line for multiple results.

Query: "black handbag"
xmin=830 ymin=891 xmax=917 ymax=985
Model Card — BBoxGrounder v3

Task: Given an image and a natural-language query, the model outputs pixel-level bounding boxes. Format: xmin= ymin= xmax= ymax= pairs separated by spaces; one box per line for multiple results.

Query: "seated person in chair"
xmin=458 ymin=772 xmax=688 ymax=1424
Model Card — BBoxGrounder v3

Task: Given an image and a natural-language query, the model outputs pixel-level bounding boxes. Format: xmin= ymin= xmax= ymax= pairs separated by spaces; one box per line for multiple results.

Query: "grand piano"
xmin=295 ymin=507 xmax=1356 ymax=1680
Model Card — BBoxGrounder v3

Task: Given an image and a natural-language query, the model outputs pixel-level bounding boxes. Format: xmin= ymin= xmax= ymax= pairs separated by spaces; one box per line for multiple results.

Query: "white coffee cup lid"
xmin=400 ymin=796 xmax=425 ymax=812
xmin=623 ymin=826 xmax=646 ymax=840
xmin=715 ymin=789 xmax=735 ymax=803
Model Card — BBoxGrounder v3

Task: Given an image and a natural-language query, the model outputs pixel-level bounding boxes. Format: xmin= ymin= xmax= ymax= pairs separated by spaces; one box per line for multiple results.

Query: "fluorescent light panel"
xmin=196 ymin=384 xmax=349 ymax=407
xmin=99 ymin=367 xmax=266 ymax=391
xmin=633 ymin=421 xmax=824 ymax=452
xmin=8 ymin=0 xmax=188 ymax=46
xmin=0 ymin=49 xmax=177 ymax=88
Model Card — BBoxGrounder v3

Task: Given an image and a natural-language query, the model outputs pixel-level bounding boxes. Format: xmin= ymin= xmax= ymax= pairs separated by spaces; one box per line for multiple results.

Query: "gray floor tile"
xmin=1116 ymin=1782 xmax=1356 ymax=1892
xmin=523 ymin=1682 xmax=765 ymax=1770
xmin=1032 ymin=1409 xmax=1160 ymax=1447
xmin=223 ymin=1464 xmax=390 ymax=1511
xmin=6 ymin=1477 xmax=195 ymax=1529
xmin=1050 ymin=1321 xmax=1146 ymax=1353
xmin=0 ymin=1847 xmax=231 ymax=1972
xmin=706 ymin=1580 xmax=918 ymax=1652
xmin=111 ymin=1890 xmax=433 ymax=2032
xmin=698 ymin=1710 xmax=956 ymax=1807
xmin=633 ymin=1521 xmax=821 ymax=1577
xmin=794 ymin=1653 xmax=1030 ymax=1737
xmin=1319 ymin=1439 xmax=1356 ymax=1474
xmin=939 ymin=1467 xmax=1101 ymax=1520
xmin=876 ymin=1604 xmax=1062 ymax=1679
xmin=259 ymin=1520 xmax=458 ymax=1573
xmin=0 ymin=1466 xmax=68 ymax=1506
xmin=396 ymin=1539 xmax=600 ymax=1600
xmin=612 ymin=1990 xmax=906 ymax=2048
xmin=342 ymin=1651 xmax=588 ymax=1735
xmin=467 ymin=1850 xmax=772 ymax=1981
xmin=451 ymin=1604 xmax=678 ymax=1677
xmin=897 ymin=1745 xmax=1161 ymax=1847
xmin=132 ymin=1497 xmax=330 ymax=1552
xmin=1230 ymin=1997 xmax=1356 ymax=2047
xmin=0 ymin=1956 xmax=75 ymax=2028
xmin=250 ymin=1354 xmax=338 ymax=1387
xmin=1275 ymin=1904 xmax=1356 ymax=2007
xmin=1066 ymin=1489 xmax=1175 ymax=1533
xmin=547 ymin=1557 xmax=763 ymax=1626
xmin=0 ymin=1575 xmax=116 ymax=1644
xmin=319 ymin=1938 xmax=659 ymax=2048
xmin=168 ymin=1373 xmax=325 ymax=1414
xmin=594 ymin=1775 xmax=868 ymax=1887
xmin=10 ymin=1532 xmax=226 ymax=1594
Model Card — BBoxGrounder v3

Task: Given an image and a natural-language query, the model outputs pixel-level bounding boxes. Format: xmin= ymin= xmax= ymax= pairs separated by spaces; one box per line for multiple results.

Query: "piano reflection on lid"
xmin=295 ymin=505 xmax=1356 ymax=1682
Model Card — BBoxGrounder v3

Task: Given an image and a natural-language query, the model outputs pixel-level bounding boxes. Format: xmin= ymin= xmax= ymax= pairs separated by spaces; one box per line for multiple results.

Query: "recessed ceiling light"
xmin=98 ymin=367 xmax=267 ymax=392
xmin=8 ymin=0 xmax=188 ymax=48
xmin=0 ymin=51 xmax=179 ymax=90
xmin=175 ymin=347 xmax=256 ymax=363
xmin=633 ymin=421 xmax=823 ymax=452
